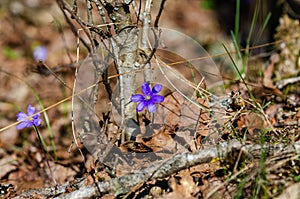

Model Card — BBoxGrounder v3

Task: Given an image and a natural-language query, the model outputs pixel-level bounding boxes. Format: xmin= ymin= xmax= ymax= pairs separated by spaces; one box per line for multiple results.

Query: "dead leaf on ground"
xmin=0 ymin=155 xmax=18 ymax=179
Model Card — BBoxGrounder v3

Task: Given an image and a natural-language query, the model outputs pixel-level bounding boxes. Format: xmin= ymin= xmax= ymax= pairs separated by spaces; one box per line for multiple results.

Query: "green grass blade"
xmin=254 ymin=12 xmax=272 ymax=47
xmin=245 ymin=0 xmax=260 ymax=55
xmin=234 ymin=0 xmax=240 ymax=40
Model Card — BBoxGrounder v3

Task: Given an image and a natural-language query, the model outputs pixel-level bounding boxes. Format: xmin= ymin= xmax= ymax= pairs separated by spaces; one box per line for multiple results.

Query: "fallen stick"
xmin=13 ymin=140 xmax=300 ymax=198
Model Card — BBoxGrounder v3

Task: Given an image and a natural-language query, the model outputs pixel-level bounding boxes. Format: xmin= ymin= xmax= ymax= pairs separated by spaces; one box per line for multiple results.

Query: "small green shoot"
xmin=234 ymin=176 xmax=248 ymax=199
xmin=3 ymin=46 xmax=20 ymax=60
xmin=201 ymin=0 xmax=215 ymax=9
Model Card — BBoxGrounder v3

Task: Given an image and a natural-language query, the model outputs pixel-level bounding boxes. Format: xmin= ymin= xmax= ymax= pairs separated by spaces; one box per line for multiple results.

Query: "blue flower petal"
xmin=131 ymin=94 xmax=144 ymax=102
xmin=147 ymin=103 xmax=156 ymax=113
xmin=152 ymin=84 xmax=162 ymax=94
xmin=33 ymin=46 xmax=48 ymax=62
xmin=34 ymin=118 xmax=42 ymax=126
xmin=27 ymin=104 xmax=35 ymax=115
xmin=17 ymin=112 xmax=27 ymax=121
xmin=142 ymin=82 xmax=151 ymax=95
xmin=32 ymin=113 xmax=40 ymax=119
xmin=26 ymin=122 xmax=34 ymax=128
xmin=17 ymin=121 xmax=30 ymax=130
xmin=137 ymin=101 xmax=147 ymax=112
xmin=151 ymin=95 xmax=164 ymax=103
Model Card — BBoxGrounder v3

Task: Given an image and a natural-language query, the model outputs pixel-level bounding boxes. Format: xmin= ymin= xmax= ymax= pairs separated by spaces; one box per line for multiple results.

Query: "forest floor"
xmin=0 ymin=0 xmax=300 ymax=198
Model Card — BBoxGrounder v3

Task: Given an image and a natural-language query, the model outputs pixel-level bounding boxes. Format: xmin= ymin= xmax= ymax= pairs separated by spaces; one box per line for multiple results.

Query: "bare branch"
xmin=13 ymin=140 xmax=300 ymax=198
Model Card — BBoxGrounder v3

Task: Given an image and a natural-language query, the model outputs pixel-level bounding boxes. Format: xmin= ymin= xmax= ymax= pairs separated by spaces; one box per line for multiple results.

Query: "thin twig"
xmin=154 ymin=0 xmax=167 ymax=27
xmin=56 ymin=0 xmax=92 ymax=52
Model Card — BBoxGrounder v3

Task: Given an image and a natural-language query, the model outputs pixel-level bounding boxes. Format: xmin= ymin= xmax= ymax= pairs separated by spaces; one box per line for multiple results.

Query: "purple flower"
xmin=33 ymin=46 xmax=48 ymax=62
xmin=131 ymin=82 xmax=164 ymax=113
xmin=16 ymin=104 xmax=41 ymax=130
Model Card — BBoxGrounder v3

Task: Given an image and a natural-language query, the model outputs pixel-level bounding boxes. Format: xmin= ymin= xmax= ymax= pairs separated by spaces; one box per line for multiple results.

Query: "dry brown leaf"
xmin=236 ymin=112 xmax=266 ymax=137
xmin=161 ymin=92 xmax=182 ymax=128
xmin=0 ymin=155 xmax=17 ymax=179
xmin=163 ymin=174 xmax=198 ymax=199
xmin=141 ymin=127 xmax=175 ymax=152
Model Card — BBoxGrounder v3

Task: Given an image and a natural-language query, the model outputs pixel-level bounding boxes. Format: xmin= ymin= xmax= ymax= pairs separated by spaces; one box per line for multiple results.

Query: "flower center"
xmin=145 ymin=95 xmax=152 ymax=101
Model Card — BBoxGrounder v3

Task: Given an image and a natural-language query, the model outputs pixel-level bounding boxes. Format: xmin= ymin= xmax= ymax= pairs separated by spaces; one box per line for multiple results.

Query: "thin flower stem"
xmin=33 ymin=125 xmax=57 ymax=185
